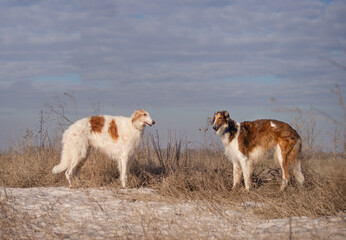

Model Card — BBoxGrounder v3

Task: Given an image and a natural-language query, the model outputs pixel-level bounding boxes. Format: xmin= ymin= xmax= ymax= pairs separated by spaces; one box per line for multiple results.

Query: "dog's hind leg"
xmin=74 ymin=147 xmax=90 ymax=187
xmin=66 ymin=159 xmax=83 ymax=188
xmin=292 ymin=160 xmax=304 ymax=186
xmin=65 ymin=169 xmax=73 ymax=188
xmin=65 ymin=143 xmax=90 ymax=188
xmin=289 ymin=140 xmax=304 ymax=186
xmin=276 ymin=144 xmax=290 ymax=191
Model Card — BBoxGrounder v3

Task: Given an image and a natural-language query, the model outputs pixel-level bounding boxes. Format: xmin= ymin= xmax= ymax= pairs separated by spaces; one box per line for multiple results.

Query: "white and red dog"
xmin=212 ymin=110 xmax=304 ymax=191
xmin=52 ymin=109 xmax=155 ymax=188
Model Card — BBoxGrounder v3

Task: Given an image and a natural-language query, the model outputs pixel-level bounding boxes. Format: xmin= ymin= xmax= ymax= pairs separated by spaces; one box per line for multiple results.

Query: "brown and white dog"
xmin=52 ymin=109 xmax=155 ymax=188
xmin=212 ymin=110 xmax=304 ymax=191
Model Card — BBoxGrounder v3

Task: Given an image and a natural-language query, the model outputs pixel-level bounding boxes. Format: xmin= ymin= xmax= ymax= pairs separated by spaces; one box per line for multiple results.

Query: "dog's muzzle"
xmin=212 ymin=125 xmax=220 ymax=132
xmin=146 ymin=120 xmax=155 ymax=126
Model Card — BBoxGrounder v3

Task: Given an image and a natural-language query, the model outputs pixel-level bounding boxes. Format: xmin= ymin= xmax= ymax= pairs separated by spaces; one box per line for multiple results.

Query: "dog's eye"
xmin=143 ymin=113 xmax=147 ymax=116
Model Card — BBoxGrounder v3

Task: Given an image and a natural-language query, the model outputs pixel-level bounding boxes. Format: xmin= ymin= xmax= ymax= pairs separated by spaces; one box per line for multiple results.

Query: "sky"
xmin=0 ymin=0 xmax=345 ymax=149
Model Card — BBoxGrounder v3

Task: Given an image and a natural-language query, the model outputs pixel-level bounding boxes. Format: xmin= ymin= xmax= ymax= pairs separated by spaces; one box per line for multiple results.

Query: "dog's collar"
xmin=223 ymin=125 xmax=232 ymax=135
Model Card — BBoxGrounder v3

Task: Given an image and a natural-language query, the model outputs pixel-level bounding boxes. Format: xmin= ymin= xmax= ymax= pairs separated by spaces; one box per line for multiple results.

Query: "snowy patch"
xmin=0 ymin=187 xmax=345 ymax=239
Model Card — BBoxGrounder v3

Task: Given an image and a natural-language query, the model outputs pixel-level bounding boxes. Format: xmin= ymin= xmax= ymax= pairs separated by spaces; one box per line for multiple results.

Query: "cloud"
xmin=0 ymin=0 xmax=345 ymax=146
xmin=30 ymin=73 xmax=82 ymax=85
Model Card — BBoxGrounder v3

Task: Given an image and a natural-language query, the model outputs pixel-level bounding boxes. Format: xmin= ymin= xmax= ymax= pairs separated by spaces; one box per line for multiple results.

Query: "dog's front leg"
xmin=119 ymin=152 xmax=129 ymax=188
xmin=232 ymin=160 xmax=242 ymax=189
xmin=240 ymin=158 xmax=253 ymax=191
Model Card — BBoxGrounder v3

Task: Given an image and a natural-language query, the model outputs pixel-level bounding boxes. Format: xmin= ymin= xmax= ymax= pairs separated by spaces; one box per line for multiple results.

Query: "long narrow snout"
xmin=212 ymin=117 xmax=220 ymax=132
xmin=147 ymin=120 xmax=155 ymax=126
xmin=212 ymin=125 xmax=220 ymax=132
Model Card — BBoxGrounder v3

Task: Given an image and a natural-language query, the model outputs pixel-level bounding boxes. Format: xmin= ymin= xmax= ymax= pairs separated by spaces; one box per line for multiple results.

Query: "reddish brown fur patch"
xmin=90 ymin=116 xmax=105 ymax=133
xmin=238 ymin=119 xmax=300 ymax=158
xmin=108 ymin=119 xmax=119 ymax=142
xmin=236 ymin=119 xmax=301 ymax=183
xmin=131 ymin=109 xmax=145 ymax=123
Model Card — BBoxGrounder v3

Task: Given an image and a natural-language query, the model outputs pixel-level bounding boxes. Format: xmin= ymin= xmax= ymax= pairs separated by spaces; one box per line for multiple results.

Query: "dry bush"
xmin=0 ymin=132 xmax=345 ymax=240
xmin=2 ymin=85 xmax=345 ymax=238
xmin=0 ymin=143 xmax=61 ymax=188
xmin=1 ymin=131 xmax=345 ymax=221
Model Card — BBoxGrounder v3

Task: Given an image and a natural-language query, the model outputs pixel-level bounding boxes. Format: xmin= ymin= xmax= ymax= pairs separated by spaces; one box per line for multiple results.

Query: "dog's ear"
xmin=212 ymin=112 xmax=219 ymax=125
xmin=224 ymin=111 xmax=231 ymax=122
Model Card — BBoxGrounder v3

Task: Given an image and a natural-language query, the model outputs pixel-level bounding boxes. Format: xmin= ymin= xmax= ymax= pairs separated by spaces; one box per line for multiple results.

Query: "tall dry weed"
xmin=1 ymin=129 xmax=345 ymax=219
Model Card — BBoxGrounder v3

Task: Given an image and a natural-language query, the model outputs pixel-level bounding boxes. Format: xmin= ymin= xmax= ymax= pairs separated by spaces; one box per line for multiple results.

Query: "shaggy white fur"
xmin=52 ymin=109 xmax=155 ymax=188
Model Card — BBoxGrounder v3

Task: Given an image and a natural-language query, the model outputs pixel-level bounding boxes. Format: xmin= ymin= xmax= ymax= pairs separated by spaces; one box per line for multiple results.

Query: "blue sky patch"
xmin=222 ymin=74 xmax=282 ymax=84
xmin=30 ymin=73 xmax=81 ymax=85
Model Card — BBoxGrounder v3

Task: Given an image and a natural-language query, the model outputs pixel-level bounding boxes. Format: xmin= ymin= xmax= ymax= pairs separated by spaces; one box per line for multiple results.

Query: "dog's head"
xmin=212 ymin=110 xmax=231 ymax=134
xmin=131 ymin=109 xmax=155 ymax=129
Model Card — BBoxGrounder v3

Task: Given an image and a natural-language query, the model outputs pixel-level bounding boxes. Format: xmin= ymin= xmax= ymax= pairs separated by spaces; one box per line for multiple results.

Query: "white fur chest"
xmin=125 ymin=129 xmax=143 ymax=154
xmin=220 ymin=124 xmax=245 ymax=163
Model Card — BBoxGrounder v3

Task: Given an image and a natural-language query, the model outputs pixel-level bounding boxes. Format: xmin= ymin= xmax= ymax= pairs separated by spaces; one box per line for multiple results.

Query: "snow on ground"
xmin=1 ymin=187 xmax=345 ymax=239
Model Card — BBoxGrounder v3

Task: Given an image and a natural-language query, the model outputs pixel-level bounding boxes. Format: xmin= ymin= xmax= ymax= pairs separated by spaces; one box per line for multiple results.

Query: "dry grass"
xmin=1 ymin=132 xmax=345 ymax=239
xmin=1 ymin=85 xmax=345 ymax=238
xmin=1 ymin=134 xmax=345 ymax=217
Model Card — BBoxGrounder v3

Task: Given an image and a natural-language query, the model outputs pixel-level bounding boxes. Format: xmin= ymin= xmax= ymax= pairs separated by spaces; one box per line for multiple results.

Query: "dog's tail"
xmin=52 ymin=161 xmax=69 ymax=174
xmin=52 ymin=150 xmax=69 ymax=174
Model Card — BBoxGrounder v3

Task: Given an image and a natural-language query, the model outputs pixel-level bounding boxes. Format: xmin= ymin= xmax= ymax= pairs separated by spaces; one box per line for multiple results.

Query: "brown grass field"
xmin=0 ymin=129 xmax=345 ymax=239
